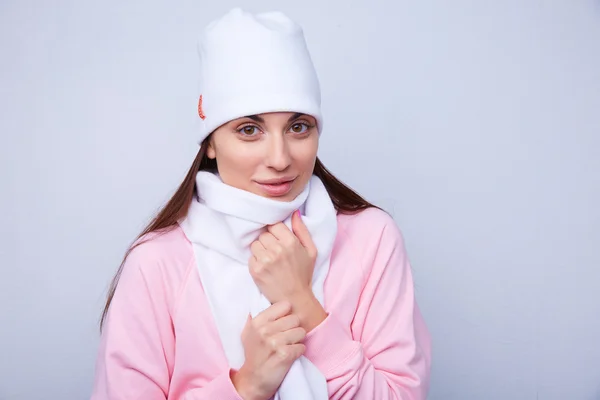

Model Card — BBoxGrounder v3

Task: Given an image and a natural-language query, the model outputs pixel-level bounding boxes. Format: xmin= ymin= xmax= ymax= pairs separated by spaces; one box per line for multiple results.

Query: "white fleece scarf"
xmin=179 ymin=171 xmax=337 ymax=400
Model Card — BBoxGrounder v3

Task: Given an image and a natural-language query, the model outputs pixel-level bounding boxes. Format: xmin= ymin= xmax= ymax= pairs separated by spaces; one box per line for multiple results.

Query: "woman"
xmin=91 ymin=7 xmax=431 ymax=400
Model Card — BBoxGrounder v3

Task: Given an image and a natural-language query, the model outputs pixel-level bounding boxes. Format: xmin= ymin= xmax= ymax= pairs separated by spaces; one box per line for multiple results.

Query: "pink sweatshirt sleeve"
xmin=90 ymin=245 xmax=243 ymax=400
xmin=302 ymin=216 xmax=432 ymax=399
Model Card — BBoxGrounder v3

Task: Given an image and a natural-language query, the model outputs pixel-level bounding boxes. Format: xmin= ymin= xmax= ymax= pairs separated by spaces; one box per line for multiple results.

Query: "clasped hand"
xmin=232 ymin=211 xmax=328 ymax=400
xmin=249 ymin=210 xmax=317 ymax=304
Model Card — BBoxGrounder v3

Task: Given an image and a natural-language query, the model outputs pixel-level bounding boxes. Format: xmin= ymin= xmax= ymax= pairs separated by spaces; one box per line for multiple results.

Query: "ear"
xmin=206 ymin=139 xmax=216 ymax=159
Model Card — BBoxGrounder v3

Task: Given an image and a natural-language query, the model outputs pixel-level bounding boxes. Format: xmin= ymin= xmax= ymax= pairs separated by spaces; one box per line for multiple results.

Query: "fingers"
xmin=253 ymin=313 xmax=301 ymax=340
xmin=252 ymin=227 xmax=296 ymax=264
xmin=258 ymin=217 xmax=315 ymax=254
xmin=258 ymin=231 xmax=279 ymax=250
xmin=267 ymin=222 xmax=294 ymax=242
xmin=274 ymin=327 xmax=306 ymax=345
xmin=245 ymin=303 xmax=306 ymax=370
xmin=276 ymin=343 xmax=305 ymax=362
xmin=260 ymin=310 xmax=305 ymax=346
xmin=254 ymin=301 xmax=293 ymax=324
xmin=266 ymin=327 xmax=306 ymax=356
xmin=269 ymin=314 xmax=302 ymax=333
xmin=291 ymin=210 xmax=316 ymax=254
xmin=250 ymin=240 xmax=267 ymax=260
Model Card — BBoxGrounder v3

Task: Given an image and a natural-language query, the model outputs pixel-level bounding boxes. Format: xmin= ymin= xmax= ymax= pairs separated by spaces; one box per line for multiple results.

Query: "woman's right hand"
xmin=231 ymin=301 xmax=307 ymax=400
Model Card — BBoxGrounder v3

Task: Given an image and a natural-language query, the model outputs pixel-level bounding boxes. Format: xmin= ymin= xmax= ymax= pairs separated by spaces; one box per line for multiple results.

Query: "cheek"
xmin=215 ymin=145 xmax=260 ymax=183
xmin=292 ymin=137 xmax=319 ymax=169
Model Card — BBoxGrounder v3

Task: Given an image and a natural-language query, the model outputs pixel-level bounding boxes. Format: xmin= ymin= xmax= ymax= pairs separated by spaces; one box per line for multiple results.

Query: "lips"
xmin=254 ymin=177 xmax=296 ymax=197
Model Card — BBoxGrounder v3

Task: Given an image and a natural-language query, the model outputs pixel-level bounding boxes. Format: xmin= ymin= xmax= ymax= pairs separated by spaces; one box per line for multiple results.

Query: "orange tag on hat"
xmin=198 ymin=95 xmax=206 ymax=120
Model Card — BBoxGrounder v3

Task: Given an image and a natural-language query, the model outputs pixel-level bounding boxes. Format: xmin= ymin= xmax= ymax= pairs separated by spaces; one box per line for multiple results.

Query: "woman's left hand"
xmin=250 ymin=210 xmax=316 ymax=303
xmin=249 ymin=211 xmax=327 ymax=331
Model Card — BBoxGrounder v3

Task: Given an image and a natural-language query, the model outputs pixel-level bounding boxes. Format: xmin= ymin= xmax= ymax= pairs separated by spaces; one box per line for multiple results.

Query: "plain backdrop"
xmin=1 ymin=1 xmax=599 ymax=399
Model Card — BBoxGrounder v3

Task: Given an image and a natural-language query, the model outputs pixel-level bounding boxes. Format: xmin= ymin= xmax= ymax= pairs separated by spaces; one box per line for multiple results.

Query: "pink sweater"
xmin=91 ymin=207 xmax=432 ymax=399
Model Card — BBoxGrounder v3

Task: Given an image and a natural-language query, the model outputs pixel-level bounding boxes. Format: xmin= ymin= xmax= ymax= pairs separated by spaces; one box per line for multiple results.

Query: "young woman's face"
xmin=207 ymin=112 xmax=319 ymax=202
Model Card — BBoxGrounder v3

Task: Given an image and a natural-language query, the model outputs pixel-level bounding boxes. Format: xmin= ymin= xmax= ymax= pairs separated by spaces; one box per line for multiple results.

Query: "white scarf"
xmin=179 ymin=171 xmax=337 ymax=400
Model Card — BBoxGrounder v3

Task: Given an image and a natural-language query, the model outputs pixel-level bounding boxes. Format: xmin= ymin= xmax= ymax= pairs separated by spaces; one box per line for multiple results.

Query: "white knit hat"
xmin=195 ymin=8 xmax=322 ymax=143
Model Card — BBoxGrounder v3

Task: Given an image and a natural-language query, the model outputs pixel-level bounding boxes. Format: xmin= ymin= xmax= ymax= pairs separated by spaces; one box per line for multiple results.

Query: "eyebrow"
xmin=245 ymin=114 xmax=265 ymax=123
xmin=287 ymin=112 xmax=304 ymax=122
xmin=244 ymin=112 xmax=306 ymax=123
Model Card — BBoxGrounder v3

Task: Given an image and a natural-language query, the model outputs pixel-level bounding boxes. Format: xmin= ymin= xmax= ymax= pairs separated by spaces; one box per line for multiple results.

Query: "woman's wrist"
xmin=231 ymin=367 xmax=261 ymax=400
xmin=291 ymin=291 xmax=328 ymax=332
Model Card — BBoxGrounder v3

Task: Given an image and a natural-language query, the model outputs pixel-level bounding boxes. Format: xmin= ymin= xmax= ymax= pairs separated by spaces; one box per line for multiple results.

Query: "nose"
xmin=264 ymin=134 xmax=292 ymax=171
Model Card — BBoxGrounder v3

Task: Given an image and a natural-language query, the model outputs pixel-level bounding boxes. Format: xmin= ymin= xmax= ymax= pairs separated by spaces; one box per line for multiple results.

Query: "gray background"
xmin=1 ymin=0 xmax=599 ymax=399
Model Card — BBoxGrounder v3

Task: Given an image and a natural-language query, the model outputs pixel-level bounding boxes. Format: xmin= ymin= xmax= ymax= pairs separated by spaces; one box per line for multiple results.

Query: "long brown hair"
xmin=99 ymin=136 xmax=379 ymax=330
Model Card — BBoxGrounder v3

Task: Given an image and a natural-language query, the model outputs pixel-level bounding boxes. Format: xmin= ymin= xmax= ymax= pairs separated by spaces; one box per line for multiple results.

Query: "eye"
xmin=238 ymin=125 xmax=261 ymax=136
xmin=289 ymin=122 xmax=310 ymax=134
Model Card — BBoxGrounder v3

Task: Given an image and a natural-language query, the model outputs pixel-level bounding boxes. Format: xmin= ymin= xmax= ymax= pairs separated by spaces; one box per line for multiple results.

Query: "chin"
xmin=261 ymin=191 xmax=298 ymax=202
xmin=271 ymin=193 xmax=297 ymax=202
